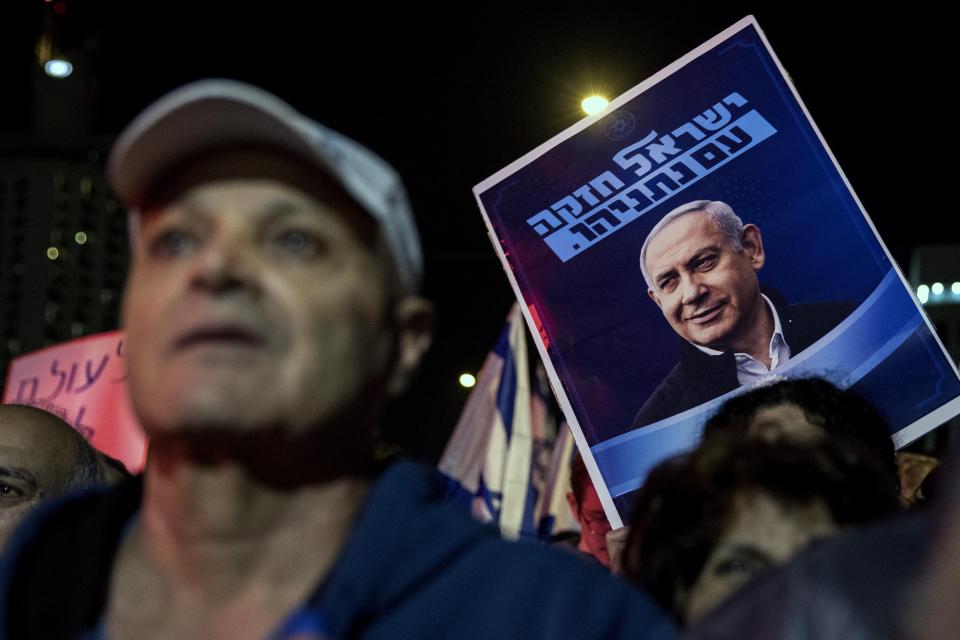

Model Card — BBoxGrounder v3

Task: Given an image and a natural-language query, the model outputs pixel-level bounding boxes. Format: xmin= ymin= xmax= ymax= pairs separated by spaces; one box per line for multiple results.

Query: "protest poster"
xmin=2 ymin=331 xmax=147 ymax=473
xmin=473 ymin=16 xmax=960 ymax=525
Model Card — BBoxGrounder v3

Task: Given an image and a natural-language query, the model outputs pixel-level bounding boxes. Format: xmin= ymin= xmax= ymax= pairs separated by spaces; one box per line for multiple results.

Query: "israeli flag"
xmin=439 ymin=306 xmax=576 ymax=540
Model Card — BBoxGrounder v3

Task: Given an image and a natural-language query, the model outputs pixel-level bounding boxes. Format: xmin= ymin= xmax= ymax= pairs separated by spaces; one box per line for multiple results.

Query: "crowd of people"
xmin=0 ymin=78 xmax=955 ymax=639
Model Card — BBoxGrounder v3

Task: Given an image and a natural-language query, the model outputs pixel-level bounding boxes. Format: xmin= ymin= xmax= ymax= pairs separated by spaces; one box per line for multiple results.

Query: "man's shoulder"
xmin=632 ymin=363 xmax=693 ymax=427
xmin=0 ymin=478 xmax=141 ymax=639
xmin=446 ymin=537 xmax=675 ymax=638
xmin=1 ymin=477 xmax=140 ymax=575
xmin=779 ymin=297 xmax=858 ymax=352
xmin=358 ymin=528 xmax=676 ymax=640
xmin=632 ymin=346 xmax=738 ymax=428
xmin=339 ymin=460 xmax=676 ymax=639
xmin=784 ymin=299 xmax=857 ymax=323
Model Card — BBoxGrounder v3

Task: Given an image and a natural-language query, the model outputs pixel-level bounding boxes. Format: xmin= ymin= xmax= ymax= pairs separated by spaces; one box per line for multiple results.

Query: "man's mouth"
xmin=686 ymin=301 xmax=726 ymax=324
xmin=173 ymin=325 xmax=266 ymax=351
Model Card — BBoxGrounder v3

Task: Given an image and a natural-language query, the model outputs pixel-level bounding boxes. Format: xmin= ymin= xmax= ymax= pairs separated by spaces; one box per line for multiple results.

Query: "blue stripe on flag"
xmin=439 ymin=474 xmax=475 ymax=510
xmin=494 ymin=327 xmax=518 ymax=438
xmin=476 ymin=475 xmax=503 ymax=522
xmin=519 ymin=472 xmax=540 ymax=540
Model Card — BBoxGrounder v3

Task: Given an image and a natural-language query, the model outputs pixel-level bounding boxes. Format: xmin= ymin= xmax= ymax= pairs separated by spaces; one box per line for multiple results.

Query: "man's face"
xmin=645 ymin=212 xmax=765 ymax=350
xmin=123 ymin=148 xmax=414 ymax=439
xmin=568 ymin=484 xmax=612 ymax=567
xmin=0 ymin=406 xmax=79 ymax=550
xmin=683 ymin=490 xmax=838 ymax=623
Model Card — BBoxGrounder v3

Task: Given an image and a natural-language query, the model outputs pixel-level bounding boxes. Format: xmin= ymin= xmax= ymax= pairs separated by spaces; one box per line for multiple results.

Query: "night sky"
xmin=0 ymin=3 xmax=954 ymax=460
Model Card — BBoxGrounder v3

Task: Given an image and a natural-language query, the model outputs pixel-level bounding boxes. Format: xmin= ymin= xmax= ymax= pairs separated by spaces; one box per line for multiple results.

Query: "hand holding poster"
xmin=474 ymin=16 xmax=960 ymax=525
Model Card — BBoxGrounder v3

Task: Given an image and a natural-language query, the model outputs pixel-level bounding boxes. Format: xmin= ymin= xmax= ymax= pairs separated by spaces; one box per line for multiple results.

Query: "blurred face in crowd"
xmin=0 ymin=405 xmax=84 ymax=550
xmin=683 ymin=489 xmax=838 ymax=623
xmin=568 ymin=482 xmax=612 ymax=567
xmin=645 ymin=212 xmax=765 ymax=350
xmin=123 ymin=147 xmax=426 ymax=440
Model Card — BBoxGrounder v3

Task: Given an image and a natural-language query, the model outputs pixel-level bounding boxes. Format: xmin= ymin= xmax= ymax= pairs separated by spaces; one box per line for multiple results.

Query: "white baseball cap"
xmin=107 ymin=79 xmax=423 ymax=294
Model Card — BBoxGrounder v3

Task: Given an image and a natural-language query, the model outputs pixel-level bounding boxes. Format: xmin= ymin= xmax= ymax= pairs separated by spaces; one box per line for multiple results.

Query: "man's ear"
xmin=648 ymin=287 xmax=662 ymax=308
xmin=386 ymin=296 xmax=434 ymax=397
xmin=740 ymin=224 xmax=765 ymax=271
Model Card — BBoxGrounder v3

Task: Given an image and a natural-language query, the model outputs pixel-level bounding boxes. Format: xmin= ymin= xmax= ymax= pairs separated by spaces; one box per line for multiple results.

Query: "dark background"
xmin=0 ymin=2 xmax=954 ymax=461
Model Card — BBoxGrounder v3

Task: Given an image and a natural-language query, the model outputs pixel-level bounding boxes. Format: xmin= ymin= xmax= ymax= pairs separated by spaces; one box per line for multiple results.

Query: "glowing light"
xmin=932 ymin=282 xmax=945 ymax=296
xmin=917 ymin=285 xmax=930 ymax=304
xmin=952 ymin=282 xmax=960 ymax=295
xmin=581 ymin=95 xmax=609 ymax=116
xmin=74 ymin=231 xmax=88 ymax=245
xmin=47 ymin=247 xmax=60 ymax=260
xmin=44 ymin=59 xmax=73 ymax=78
xmin=459 ymin=373 xmax=477 ymax=388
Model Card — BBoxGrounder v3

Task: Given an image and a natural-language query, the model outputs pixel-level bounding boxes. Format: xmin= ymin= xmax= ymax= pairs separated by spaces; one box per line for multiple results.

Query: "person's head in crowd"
xmin=640 ymin=200 xmax=766 ymax=353
xmin=622 ymin=433 xmax=901 ymax=625
xmin=0 ymin=404 xmax=104 ymax=550
xmin=702 ymin=377 xmax=898 ymax=477
xmin=567 ymin=452 xmax=613 ymax=567
xmin=119 ymin=83 xmax=433 ymax=463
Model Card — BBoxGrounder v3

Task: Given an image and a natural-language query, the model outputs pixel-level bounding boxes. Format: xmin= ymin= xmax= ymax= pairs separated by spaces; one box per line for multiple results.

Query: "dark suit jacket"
xmin=631 ymin=289 xmax=856 ymax=428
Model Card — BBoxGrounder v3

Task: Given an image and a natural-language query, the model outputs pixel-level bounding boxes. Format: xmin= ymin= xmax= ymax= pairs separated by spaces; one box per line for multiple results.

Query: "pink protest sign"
xmin=2 ymin=331 xmax=148 ymax=473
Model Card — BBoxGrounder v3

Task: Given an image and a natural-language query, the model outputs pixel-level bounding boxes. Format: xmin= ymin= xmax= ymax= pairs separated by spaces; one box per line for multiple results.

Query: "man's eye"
xmin=696 ymin=255 xmax=719 ymax=271
xmin=659 ymin=278 xmax=678 ymax=293
xmin=0 ymin=484 xmax=24 ymax=499
xmin=274 ymin=230 xmax=327 ymax=258
xmin=149 ymin=230 xmax=197 ymax=258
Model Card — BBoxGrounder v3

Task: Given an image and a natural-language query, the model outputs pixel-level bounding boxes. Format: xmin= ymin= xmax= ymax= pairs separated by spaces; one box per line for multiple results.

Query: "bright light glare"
xmin=581 ymin=95 xmax=609 ymax=116
xmin=459 ymin=373 xmax=477 ymax=388
xmin=44 ymin=59 xmax=73 ymax=78
xmin=47 ymin=247 xmax=60 ymax=260
xmin=74 ymin=231 xmax=88 ymax=245
xmin=932 ymin=282 xmax=945 ymax=295
xmin=917 ymin=285 xmax=930 ymax=304
xmin=952 ymin=282 xmax=960 ymax=295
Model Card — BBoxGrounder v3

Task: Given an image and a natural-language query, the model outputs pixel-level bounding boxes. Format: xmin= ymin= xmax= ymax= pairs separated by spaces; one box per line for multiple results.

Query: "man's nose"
xmin=679 ymin=273 xmax=707 ymax=305
xmin=191 ymin=236 xmax=260 ymax=295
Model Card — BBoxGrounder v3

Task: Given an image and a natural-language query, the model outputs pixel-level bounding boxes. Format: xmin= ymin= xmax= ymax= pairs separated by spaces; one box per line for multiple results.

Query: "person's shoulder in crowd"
xmin=684 ymin=510 xmax=933 ymax=640
xmin=0 ymin=473 xmax=140 ymax=639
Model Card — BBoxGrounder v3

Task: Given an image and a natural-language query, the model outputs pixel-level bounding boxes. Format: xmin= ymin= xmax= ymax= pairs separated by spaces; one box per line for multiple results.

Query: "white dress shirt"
xmin=692 ymin=294 xmax=792 ymax=387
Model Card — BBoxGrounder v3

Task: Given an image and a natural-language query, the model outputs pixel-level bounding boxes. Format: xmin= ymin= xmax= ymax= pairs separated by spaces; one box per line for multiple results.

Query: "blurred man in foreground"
xmin=0 ymin=80 xmax=675 ymax=640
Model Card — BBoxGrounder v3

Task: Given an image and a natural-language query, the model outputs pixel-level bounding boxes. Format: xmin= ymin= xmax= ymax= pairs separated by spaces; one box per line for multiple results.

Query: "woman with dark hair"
xmin=621 ymin=433 xmax=900 ymax=625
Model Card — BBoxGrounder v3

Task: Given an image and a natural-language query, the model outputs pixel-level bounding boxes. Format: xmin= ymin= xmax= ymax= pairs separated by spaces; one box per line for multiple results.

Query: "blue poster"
xmin=473 ymin=16 xmax=960 ymax=526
